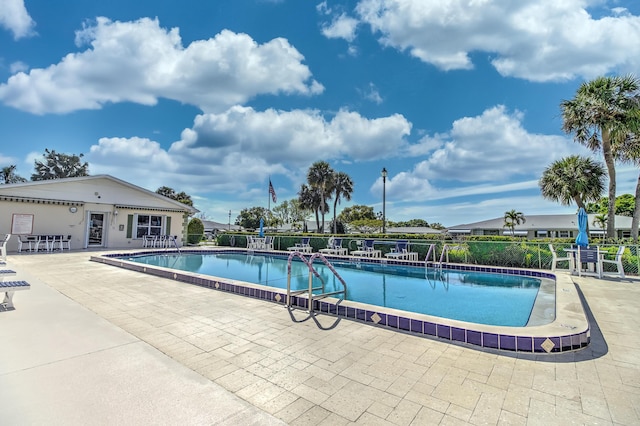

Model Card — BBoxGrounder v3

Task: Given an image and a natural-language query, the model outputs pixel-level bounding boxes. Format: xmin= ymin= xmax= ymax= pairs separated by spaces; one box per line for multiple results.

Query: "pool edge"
xmin=90 ymin=248 xmax=590 ymax=354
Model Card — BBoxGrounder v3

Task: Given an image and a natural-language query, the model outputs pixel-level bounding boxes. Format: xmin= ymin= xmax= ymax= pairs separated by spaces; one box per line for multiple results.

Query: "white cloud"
xmin=87 ymin=106 xmax=412 ymax=195
xmin=361 ymin=82 xmax=383 ymax=104
xmin=375 ymin=105 xmax=590 ymax=204
xmin=0 ymin=0 xmax=35 ymax=39
xmin=354 ymin=0 xmax=640 ymax=81
xmin=321 ymin=13 xmax=359 ymax=42
xmin=172 ymin=106 xmax=411 ymax=165
xmin=9 ymin=60 xmax=27 ymax=73
xmin=0 ymin=17 xmax=323 ymax=114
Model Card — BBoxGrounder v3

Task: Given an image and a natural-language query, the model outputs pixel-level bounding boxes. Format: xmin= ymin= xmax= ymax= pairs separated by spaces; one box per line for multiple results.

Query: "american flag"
xmin=269 ymin=180 xmax=277 ymax=203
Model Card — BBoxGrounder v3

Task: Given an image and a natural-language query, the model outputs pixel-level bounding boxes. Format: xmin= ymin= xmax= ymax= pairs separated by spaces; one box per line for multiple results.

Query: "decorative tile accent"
xmin=541 ymin=338 xmax=555 ymax=353
xmin=370 ymin=312 xmax=381 ymax=324
xmin=214 ymin=281 xmax=220 ymax=289
xmin=274 ymin=294 xmax=281 ymax=303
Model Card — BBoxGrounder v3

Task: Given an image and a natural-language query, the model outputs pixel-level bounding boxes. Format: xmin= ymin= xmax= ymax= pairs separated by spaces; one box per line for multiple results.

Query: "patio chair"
xmin=61 ymin=235 xmax=72 ymax=250
xmin=287 ymin=237 xmax=312 ymax=253
xmin=1 ymin=234 xmax=10 ymax=261
xmin=385 ymin=240 xmax=417 ymax=260
xmin=549 ymin=244 xmax=572 ymax=272
xmin=601 ymin=245 xmax=625 ymax=278
xmin=352 ymin=239 xmax=381 ymax=258
xmin=264 ymin=236 xmax=274 ymax=250
xmin=577 ymin=246 xmax=602 ymax=278
xmin=319 ymin=237 xmax=346 ymax=255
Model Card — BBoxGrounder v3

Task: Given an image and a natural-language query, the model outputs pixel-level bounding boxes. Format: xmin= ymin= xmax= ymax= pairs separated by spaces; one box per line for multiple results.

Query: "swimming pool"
xmin=125 ymin=252 xmax=541 ymax=327
xmin=93 ymin=249 xmax=590 ymax=354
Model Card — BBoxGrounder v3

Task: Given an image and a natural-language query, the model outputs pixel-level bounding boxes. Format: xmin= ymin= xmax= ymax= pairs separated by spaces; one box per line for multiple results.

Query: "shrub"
xmin=187 ymin=218 xmax=204 ymax=244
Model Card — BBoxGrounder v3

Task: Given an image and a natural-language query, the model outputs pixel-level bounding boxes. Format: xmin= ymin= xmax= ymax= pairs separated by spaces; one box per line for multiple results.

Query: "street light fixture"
xmin=381 ymin=167 xmax=387 ymax=234
xmin=228 ymin=210 xmax=231 ymax=231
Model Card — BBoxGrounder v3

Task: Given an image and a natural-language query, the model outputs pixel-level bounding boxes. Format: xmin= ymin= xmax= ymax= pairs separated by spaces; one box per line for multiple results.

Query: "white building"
xmin=0 ymin=175 xmax=197 ymax=252
xmin=448 ymin=214 xmax=635 ymax=239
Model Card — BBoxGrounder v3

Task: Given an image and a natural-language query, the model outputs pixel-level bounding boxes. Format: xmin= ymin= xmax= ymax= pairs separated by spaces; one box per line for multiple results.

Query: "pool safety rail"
xmin=286 ymin=252 xmax=347 ymax=313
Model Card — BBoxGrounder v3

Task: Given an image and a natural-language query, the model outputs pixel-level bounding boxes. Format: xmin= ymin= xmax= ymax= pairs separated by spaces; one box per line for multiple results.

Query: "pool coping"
xmin=91 ymin=248 xmax=590 ymax=354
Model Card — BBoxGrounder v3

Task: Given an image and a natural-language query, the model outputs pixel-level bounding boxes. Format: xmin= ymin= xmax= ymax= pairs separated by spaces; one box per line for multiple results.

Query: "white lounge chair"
xmin=352 ymin=239 xmax=381 ymax=258
xmin=601 ymin=245 xmax=625 ymax=278
xmin=385 ymin=240 xmax=418 ymax=260
xmin=549 ymin=244 xmax=572 ymax=272
xmin=319 ymin=237 xmax=347 ymax=255
xmin=287 ymin=237 xmax=312 ymax=253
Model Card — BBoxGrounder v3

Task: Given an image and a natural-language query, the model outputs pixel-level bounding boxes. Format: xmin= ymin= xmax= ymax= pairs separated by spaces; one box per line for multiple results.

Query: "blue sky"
xmin=1 ymin=0 xmax=639 ymax=227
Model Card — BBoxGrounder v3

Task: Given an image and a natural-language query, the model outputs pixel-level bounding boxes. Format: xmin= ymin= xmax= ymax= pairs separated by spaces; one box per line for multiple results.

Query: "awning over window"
xmin=114 ymin=204 xmax=189 ymax=213
xmin=0 ymin=195 xmax=83 ymax=206
xmin=448 ymin=229 xmax=471 ymax=234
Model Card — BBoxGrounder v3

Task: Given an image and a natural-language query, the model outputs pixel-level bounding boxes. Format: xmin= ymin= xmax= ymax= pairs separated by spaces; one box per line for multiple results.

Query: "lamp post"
xmin=228 ymin=210 xmax=231 ymax=231
xmin=381 ymin=167 xmax=387 ymax=234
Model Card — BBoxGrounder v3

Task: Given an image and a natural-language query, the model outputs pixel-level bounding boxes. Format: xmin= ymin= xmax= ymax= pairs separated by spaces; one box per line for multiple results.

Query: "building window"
xmin=557 ymin=230 xmax=572 ymax=238
xmin=136 ymin=214 xmax=165 ymax=238
xmin=535 ymin=230 xmax=548 ymax=238
xmin=484 ymin=230 xmax=499 ymax=236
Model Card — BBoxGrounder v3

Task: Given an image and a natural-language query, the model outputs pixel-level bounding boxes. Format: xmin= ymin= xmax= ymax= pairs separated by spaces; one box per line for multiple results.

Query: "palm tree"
xmin=593 ymin=214 xmax=608 ymax=243
xmin=306 ymin=161 xmax=334 ymax=233
xmin=1 ymin=165 xmax=27 ymax=184
xmin=330 ymin=171 xmax=354 ymax=234
xmin=298 ymin=184 xmax=328 ymax=232
xmin=539 ymin=156 xmax=606 ymax=221
xmin=615 ymin=133 xmax=640 ymax=241
xmin=503 ymin=209 xmax=526 ymax=236
xmin=561 ymin=75 xmax=640 ymax=239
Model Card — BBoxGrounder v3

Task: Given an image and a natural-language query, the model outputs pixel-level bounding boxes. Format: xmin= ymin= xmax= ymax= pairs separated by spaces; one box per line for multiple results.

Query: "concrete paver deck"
xmin=1 ymin=250 xmax=639 ymax=425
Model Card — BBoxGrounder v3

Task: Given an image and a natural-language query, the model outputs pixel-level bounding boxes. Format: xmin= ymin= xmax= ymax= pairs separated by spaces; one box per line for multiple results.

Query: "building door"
xmin=88 ymin=213 xmax=106 ymax=247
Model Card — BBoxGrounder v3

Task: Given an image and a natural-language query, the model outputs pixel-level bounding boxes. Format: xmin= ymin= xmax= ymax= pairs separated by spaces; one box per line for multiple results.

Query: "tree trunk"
xmin=602 ymin=131 xmax=616 ymax=239
xmin=632 ymin=173 xmax=640 ymax=243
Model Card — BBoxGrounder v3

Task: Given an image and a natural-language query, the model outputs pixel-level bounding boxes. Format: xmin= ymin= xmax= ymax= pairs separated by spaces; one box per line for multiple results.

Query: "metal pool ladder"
xmin=286 ymin=252 xmax=347 ymax=313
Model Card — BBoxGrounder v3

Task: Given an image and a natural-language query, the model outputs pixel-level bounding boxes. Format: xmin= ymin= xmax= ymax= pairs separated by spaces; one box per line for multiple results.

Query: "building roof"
xmin=448 ymin=214 xmax=634 ymax=233
xmin=0 ymin=175 xmax=198 ymax=214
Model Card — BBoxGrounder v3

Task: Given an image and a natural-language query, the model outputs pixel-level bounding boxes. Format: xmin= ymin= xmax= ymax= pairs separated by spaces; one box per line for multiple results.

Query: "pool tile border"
xmin=92 ymin=249 xmax=590 ymax=354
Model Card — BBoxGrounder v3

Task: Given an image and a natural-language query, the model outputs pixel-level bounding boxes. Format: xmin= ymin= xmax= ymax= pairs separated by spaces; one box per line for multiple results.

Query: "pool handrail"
xmin=285 ymin=252 xmax=347 ymax=313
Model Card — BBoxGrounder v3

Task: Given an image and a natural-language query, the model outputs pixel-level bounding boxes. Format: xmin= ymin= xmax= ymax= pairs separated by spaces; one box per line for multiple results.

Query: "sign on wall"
xmin=11 ymin=213 xmax=34 ymax=235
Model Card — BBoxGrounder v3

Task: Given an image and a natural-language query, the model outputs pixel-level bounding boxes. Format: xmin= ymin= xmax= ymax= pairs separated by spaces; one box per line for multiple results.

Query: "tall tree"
xmin=31 ymin=149 xmax=89 ymax=180
xmin=561 ymin=75 xmax=640 ymax=238
xmin=539 ymin=156 xmax=606 ymax=217
xmin=503 ymin=209 xmax=526 ymax=236
xmin=0 ymin=165 xmax=27 ymax=184
xmin=330 ymin=171 xmax=354 ymax=234
xmin=298 ymin=184 xmax=324 ymax=232
xmin=616 ymin=132 xmax=640 ymax=241
xmin=236 ymin=206 xmax=269 ymax=229
xmin=155 ymin=186 xmax=193 ymax=206
xmin=337 ymin=204 xmax=376 ymax=223
xmin=592 ymin=214 xmax=608 ymax=243
xmin=306 ymin=161 xmax=334 ymax=233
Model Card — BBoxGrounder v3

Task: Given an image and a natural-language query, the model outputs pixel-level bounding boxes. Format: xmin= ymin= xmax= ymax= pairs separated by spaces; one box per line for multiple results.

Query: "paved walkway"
xmin=1 ymin=250 xmax=639 ymax=425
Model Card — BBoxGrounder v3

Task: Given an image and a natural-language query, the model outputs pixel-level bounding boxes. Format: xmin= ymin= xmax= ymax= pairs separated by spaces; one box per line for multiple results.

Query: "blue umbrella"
xmin=259 ymin=217 xmax=264 ymax=237
xmin=575 ymin=207 xmax=589 ymax=247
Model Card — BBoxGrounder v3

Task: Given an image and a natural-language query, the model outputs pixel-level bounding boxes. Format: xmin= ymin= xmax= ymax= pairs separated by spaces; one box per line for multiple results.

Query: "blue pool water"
xmin=125 ymin=252 xmax=542 ymax=327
